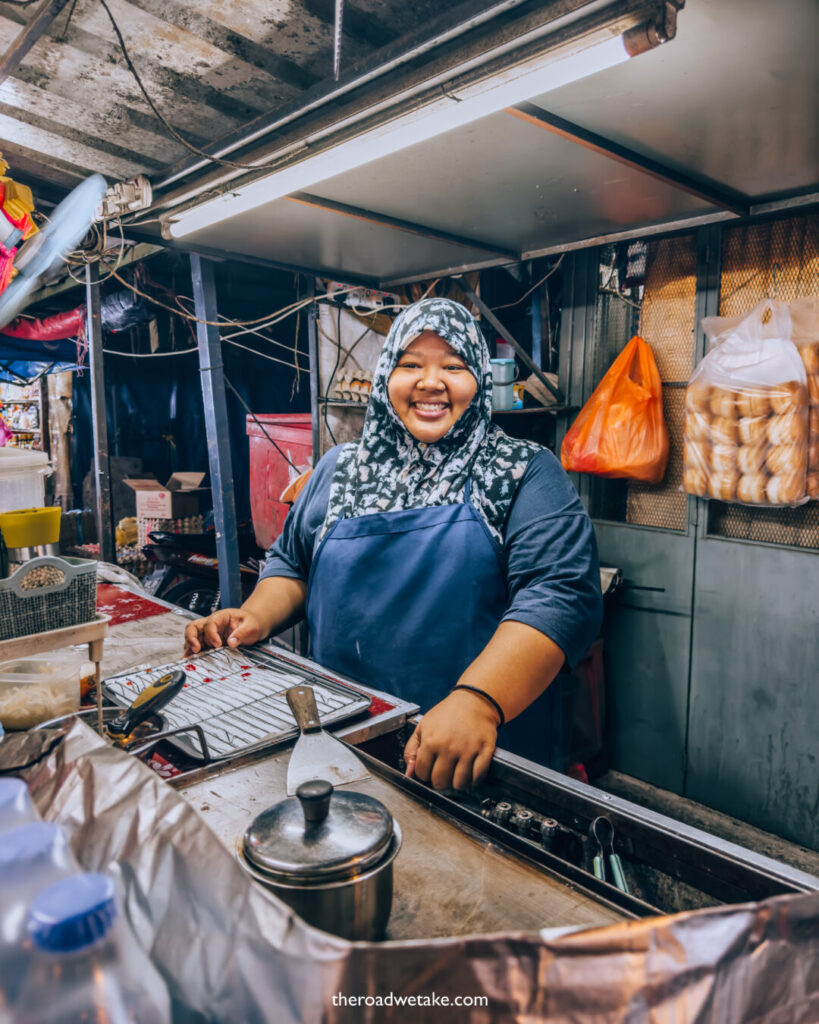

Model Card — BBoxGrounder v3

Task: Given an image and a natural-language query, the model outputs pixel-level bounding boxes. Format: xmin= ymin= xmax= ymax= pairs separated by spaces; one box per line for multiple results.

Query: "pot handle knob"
xmin=297 ymin=779 xmax=333 ymax=825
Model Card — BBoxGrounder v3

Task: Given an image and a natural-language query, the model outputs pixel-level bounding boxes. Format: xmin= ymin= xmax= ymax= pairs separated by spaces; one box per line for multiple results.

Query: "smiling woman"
xmin=186 ymin=298 xmax=603 ymax=790
xmin=387 ymin=331 xmax=478 ymax=443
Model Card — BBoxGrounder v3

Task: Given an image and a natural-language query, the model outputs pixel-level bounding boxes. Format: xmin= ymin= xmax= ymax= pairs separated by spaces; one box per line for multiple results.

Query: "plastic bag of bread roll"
xmin=683 ymin=299 xmax=809 ymax=506
xmin=789 ymin=296 xmax=819 ymax=499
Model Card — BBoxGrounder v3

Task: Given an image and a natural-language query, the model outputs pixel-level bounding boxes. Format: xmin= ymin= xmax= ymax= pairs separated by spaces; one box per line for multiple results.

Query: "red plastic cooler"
xmin=246 ymin=413 xmax=313 ymax=550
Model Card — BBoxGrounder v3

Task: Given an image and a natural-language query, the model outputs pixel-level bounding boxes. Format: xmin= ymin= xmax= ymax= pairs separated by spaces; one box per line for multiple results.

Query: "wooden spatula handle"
xmin=286 ymin=685 xmax=321 ymax=733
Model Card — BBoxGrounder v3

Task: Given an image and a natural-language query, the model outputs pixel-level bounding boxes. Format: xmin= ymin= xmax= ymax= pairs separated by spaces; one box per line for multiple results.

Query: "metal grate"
xmin=103 ymin=647 xmax=371 ymax=761
xmin=626 ymin=387 xmax=687 ymax=530
xmin=624 ymin=235 xmax=697 ymax=531
xmin=708 ymin=212 xmax=819 ymax=550
xmin=639 ymin=236 xmax=698 ymax=381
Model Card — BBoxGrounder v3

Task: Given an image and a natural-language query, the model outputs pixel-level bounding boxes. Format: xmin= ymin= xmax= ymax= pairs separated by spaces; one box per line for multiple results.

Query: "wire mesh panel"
xmin=708 ymin=212 xmax=819 ymax=550
xmin=626 ymin=387 xmax=688 ymax=530
xmin=625 ymin=235 xmax=697 ymax=531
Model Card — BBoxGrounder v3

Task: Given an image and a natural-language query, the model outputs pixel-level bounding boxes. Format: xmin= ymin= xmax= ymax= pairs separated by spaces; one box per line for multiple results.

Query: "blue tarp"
xmin=0 ymin=335 xmax=83 ymax=384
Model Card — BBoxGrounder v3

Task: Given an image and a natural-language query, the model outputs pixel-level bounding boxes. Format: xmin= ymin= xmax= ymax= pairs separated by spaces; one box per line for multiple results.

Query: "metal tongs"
xmin=590 ymin=816 xmax=630 ymax=893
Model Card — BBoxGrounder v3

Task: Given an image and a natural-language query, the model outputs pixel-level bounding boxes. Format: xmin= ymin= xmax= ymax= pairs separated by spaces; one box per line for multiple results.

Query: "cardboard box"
xmin=124 ymin=472 xmax=206 ymax=519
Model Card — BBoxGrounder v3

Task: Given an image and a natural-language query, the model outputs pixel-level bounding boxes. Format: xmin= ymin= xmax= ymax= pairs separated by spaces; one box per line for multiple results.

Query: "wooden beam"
xmin=0 ymin=0 xmax=74 ymax=85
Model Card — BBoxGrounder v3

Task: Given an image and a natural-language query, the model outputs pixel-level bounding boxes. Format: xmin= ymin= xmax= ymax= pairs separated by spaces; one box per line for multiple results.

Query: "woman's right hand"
xmin=184 ymin=608 xmax=265 ymax=655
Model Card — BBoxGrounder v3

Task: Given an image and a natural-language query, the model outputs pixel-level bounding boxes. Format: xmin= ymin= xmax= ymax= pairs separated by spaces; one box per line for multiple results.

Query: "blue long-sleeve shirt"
xmin=261 ymin=445 xmax=602 ymax=670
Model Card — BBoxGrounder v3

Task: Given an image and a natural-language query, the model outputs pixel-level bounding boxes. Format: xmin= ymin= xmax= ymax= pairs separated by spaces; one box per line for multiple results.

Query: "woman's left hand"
xmin=403 ymin=691 xmax=498 ymax=790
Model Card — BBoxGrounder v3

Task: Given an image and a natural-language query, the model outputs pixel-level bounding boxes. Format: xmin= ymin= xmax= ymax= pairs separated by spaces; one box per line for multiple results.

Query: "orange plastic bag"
xmin=560 ymin=335 xmax=669 ymax=484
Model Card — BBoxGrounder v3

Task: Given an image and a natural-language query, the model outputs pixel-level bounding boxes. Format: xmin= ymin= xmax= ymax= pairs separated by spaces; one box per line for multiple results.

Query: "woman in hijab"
xmin=185 ymin=298 xmax=602 ymax=789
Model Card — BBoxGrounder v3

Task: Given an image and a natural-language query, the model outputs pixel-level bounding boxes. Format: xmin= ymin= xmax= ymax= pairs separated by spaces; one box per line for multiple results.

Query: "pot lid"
xmin=242 ymin=780 xmax=394 ymax=883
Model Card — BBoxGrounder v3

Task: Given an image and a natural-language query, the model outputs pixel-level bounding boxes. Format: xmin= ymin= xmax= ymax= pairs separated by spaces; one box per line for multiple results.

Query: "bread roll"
xmin=684 ymin=410 xmax=711 ymax=443
xmin=737 ymin=442 xmax=768 ymax=475
xmin=683 ymin=465 xmax=709 ymax=497
xmin=808 ymin=439 xmax=819 ymax=471
xmin=770 ymin=410 xmax=808 ymax=447
xmin=711 ymin=416 xmax=739 ymax=445
xmin=770 ymin=381 xmax=808 ymax=415
xmin=708 ymin=470 xmax=738 ymax=501
xmin=808 ymin=375 xmax=819 ymax=404
xmin=766 ymin=473 xmax=804 ymax=505
xmin=807 ymin=472 xmax=819 ymax=499
xmin=736 ymin=388 xmax=770 ymax=418
xmin=810 ymin=406 xmax=819 ymax=436
xmin=767 ymin=410 xmax=808 ymax=445
xmin=684 ymin=440 xmax=710 ymax=471
xmin=711 ymin=443 xmax=738 ymax=473
xmin=709 ymin=387 xmax=738 ymax=419
xmin=737 ymin=473 xmax=768 ymax=504
xmin=685 ymin=379 xmax=711 ymax=413
xmin=799 ymin=343 xmax=819 ymax=375
xmin=737 ymin=416 xmax=768 ymax=445
xmin=766 ymin=443 xmax=807 ymax=478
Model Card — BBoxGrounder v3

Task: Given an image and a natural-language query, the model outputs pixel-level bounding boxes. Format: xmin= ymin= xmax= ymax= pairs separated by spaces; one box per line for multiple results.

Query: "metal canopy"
xmin=0 ymin=0 xmax=816 ymax=286
xmin=152 ymin=0 xmax=819 ymax=284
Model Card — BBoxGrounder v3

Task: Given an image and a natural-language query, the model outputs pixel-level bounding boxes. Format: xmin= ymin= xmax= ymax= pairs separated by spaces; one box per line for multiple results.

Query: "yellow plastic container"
xmin=0 ymin=507 xmax=62 ymax=548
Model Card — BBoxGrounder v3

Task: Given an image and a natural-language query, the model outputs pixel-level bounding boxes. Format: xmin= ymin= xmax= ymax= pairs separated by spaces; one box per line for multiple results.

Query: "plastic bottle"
xmin=0 ymin=778 xmax=40 ymax=835
xmin=16 ymin=872 xmax=170 ymax=1024
xmin=0 ymin=822 xmax=77 ymax=1011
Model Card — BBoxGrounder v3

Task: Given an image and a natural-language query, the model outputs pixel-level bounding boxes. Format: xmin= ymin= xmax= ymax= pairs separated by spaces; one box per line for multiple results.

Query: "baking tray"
xmin=101 ymin=646 xmax=372 ymax=761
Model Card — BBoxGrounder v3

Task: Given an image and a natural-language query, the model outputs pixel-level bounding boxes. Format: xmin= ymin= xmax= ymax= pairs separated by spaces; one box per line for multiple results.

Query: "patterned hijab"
xmin=321 ymin=298 xmax=541 ymax=543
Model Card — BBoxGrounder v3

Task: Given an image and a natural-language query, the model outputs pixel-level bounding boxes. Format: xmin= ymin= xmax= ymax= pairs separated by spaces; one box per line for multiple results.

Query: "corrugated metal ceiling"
xmin=0 ymin=0 xmax=455 ymax=193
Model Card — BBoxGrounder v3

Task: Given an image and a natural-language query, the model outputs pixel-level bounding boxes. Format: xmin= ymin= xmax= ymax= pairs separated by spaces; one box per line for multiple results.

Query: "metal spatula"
xmin=285 ymin=685 xmax=369 ymax=795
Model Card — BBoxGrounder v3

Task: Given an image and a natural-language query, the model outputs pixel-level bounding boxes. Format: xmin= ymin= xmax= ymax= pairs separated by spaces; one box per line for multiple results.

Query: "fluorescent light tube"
xmin=168 ymin=34 xmax=630 ymax=239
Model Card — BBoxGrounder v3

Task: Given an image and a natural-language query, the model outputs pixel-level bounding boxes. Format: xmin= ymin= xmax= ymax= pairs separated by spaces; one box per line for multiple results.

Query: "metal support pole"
xmin=190 ymin=255 xmax=242 ymax=608
xmin=306 ymin=277 xmax=321 ymax=461
xmin=86 ymin=262 xmax=116 ymax=564
xmin=531 ymin=287 xmax=543 ymax=370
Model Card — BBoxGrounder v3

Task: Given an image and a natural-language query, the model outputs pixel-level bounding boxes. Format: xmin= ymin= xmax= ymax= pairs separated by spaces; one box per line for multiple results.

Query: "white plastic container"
xmin=0 ymin=448 xmax=51 ymax=513
xmin=0 ymin=652 xmax=82 ymax=731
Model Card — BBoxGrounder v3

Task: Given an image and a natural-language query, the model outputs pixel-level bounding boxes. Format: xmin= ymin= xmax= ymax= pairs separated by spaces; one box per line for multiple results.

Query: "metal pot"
xmin=239 ymin=779 xmax=401 ymax=941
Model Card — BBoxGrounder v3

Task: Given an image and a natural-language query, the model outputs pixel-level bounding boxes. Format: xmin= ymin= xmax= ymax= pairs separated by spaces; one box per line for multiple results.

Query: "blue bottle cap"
xmin=0 ymin=777 xmax=28 ymax=810
xmin=0 ymin=822 xmax=65 ymax=875
xmin=28 ymin=873 xmax=117 ymax=953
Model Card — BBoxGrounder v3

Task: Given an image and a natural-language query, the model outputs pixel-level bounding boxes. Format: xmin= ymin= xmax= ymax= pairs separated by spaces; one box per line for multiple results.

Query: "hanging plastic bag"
xmin=683 ymin=299 xmax=808 ymax=506
xmin=789 ymin=297 xmax=819 ymax=499
xmin=561 ymin=335 xmax=669 ymax=484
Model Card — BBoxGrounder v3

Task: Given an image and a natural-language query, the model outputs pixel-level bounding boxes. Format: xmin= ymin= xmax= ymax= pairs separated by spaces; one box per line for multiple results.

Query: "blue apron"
xmin=306 ymin=482 xmax=564 ymax=767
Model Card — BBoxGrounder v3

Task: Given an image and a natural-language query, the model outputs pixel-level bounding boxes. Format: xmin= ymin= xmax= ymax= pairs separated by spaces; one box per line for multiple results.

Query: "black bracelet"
xmin=452 ymin=685 xmax=505 ymax=727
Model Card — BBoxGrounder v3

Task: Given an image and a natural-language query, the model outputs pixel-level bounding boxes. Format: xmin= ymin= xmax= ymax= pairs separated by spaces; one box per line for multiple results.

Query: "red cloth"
xmin=96 ymin=583 xmax=170 ymax=626
xmin=2 ymin=307 xmax=85 ymax=340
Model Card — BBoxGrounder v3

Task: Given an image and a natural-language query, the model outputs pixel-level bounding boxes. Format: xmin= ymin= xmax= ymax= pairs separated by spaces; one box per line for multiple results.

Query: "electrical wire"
xmin=96 ymin=0 xmax=263 ymax=173
xmin=102 ymin=346 xmax=197 ymax=357
xmin=490 ymin=254 xmax=565 ymax=311
xmin=217 ymin=316 xmax=309 ymax=357
xmin=104 ymin=267 xmax=354 ymax=328
xmin=222 ymin=375 xmax=301 ymax=472
xmin=223 ymin=337 xmax=308 ymax=371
